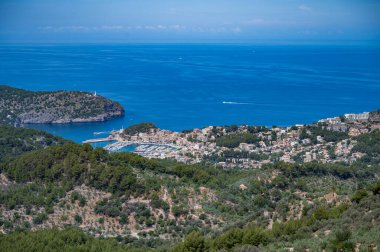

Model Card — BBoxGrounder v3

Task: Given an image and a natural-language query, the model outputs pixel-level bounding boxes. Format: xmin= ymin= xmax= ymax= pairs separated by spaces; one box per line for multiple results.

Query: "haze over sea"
xmin=0 ymin=44 xmax=379 ymax=143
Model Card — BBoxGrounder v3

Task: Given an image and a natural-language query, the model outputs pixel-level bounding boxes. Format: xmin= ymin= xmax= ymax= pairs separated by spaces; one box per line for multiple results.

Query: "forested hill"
xmin=0 ymin=85 xmax=124 ymax=125
xmin=0 ymin=125 xmax=71 ymax=162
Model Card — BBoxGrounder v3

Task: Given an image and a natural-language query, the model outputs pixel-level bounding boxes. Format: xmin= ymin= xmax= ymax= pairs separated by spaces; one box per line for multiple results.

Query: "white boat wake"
xmin=222 ymin=101 xmax=252 ymax=105
xmin=93 ymin=131 xmax=109 ymax=135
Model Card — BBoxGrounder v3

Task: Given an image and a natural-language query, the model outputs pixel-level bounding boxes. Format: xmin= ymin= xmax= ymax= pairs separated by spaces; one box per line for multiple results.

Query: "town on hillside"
xmin=87 ymin=110 xmax=380 ymax=168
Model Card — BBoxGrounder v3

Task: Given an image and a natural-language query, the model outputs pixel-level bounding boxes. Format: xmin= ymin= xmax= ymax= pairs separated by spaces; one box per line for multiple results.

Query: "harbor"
xmin=83 ymin=136 xmax=178 ymax=158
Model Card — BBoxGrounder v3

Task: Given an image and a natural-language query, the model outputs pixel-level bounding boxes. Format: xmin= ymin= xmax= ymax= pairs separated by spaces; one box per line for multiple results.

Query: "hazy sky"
xmin=1 ymin=0 xmax=379 ymax=43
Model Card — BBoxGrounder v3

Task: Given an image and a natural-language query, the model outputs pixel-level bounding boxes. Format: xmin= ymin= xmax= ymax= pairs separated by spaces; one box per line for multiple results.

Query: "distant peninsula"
xmin=0 ymin=85 xmax=124 ymax=125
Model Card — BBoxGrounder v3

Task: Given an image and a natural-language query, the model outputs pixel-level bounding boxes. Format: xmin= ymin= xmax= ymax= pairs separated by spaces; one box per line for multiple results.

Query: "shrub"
xmin=329 ymin=230 xmax=354 ymax=252
xmin=242 ymin=227 xmax=270 ymax=246
xmin=119 ymin=214 xmax=128 ymax=225
xmin=184 ymin=231 xmax=207 ymax=252
xmin=74 ymin=214 xmax=83 ymax=224
xmin=33 ymin=213 xmax=48 ymax=225
xmin=352 ymin=189 xmax=369 ymax=203
xmin=372 ymin=180 xmax=380 ymax=195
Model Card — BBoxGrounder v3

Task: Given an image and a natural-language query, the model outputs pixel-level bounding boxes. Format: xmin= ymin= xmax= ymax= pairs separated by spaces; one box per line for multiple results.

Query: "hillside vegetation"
xmin=0 ymin=85 xmax=124 ymax=125
xmin=0 ymin=132 xmax=379 ymax=250
xmin=0 ymin=125 xmax=70 ymax=162
xmin=124 ymin=123 xmax=158 ymax=135
xmin=0 ymin=228 xmax=147 ymax=252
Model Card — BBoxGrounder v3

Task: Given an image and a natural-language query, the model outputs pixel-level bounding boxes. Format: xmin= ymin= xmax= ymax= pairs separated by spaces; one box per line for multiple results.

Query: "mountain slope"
xmin=0 ymin=123 xmax=379 ymax=251
xmin=0 ymin=125 xmax=70 ymax=162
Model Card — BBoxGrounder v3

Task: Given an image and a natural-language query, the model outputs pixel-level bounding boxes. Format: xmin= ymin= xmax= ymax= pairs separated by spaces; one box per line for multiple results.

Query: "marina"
xmin=84 ymin=136 xmax=178 ymax=158
xmin=103 ymin=141 xmax=133 ymax=152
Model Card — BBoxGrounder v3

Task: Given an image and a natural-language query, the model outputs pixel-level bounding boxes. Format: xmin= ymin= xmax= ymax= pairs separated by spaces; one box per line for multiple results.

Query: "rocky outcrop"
xmin=0 ymin=85 xmax=124 ymax=124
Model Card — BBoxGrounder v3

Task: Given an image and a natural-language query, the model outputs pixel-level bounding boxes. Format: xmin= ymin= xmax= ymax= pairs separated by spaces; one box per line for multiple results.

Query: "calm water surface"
xmin=0 ymin=44 xmax=379 ymax=142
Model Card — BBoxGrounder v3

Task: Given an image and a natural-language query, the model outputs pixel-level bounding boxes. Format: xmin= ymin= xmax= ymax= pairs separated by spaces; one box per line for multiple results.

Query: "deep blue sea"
xmin=0 ymin=44 xmax=379 ymax=143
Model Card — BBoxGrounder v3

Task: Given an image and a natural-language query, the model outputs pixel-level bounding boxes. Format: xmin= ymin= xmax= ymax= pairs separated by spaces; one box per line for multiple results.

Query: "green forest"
xmin=0 ymin=125 xmax=70 ymax=162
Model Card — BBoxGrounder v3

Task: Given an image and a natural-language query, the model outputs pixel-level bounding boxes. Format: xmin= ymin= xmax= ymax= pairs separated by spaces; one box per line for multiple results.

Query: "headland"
xmin=0 ymin=85 xmax=124 ymax=125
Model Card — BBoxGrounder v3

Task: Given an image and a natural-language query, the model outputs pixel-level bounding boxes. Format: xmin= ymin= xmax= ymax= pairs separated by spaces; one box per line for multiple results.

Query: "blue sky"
xmin=0 ymin=0 xmax=379 ymax=43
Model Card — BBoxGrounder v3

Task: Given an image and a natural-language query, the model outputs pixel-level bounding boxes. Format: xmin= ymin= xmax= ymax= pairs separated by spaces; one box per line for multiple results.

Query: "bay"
xmin=0 ymin=44 xmax=379 ymax=142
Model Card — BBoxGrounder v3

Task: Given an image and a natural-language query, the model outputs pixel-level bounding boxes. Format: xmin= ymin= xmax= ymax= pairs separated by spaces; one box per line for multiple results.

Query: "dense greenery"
xmin=216 ymin=132 xmax=260 ymax=148
xmin=247 ymin=126 xmax=269 ymax=134
xmin=0 ymin=125 xmax=70 ymax=162
xmin=0 ymin=141 xmax=229 ymax=210
xmin=353 ymin=130 xmax=380 ymax=164
xmin=0 ymin=228 xmax=147 ymax=252
xmin=0 ymin=182 xmax=71 ymax=210
xmin=109 ymin=152 xmax=226 ymax=188
xmin=0 ymin=143 xmax=139 ymax=197
xmin=300 ymin=125 xmax=349 ymax=143
xmin=124 ymin=123 xmax=157 ymax=135
xmin=272 ymin=161 xmax=374 ymax=180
